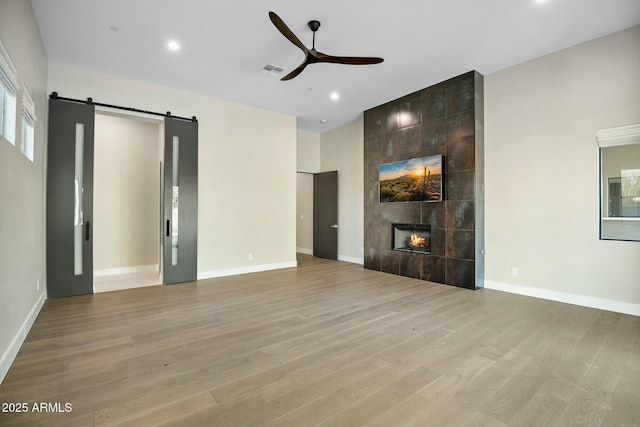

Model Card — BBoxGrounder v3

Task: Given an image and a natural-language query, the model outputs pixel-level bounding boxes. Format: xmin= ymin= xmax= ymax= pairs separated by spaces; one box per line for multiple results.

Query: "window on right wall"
xmin=598 ymin=124 xmax=640 ymax=241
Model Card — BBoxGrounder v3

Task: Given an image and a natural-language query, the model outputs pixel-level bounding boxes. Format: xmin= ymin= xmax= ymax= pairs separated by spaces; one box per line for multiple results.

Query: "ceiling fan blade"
xmin=315 ymin=51 xmax=384 ymax=65
xmin=281 ymin=60 xmax=310 ymax=81
xmin=269 ymin=11 xmax=308 ymax=54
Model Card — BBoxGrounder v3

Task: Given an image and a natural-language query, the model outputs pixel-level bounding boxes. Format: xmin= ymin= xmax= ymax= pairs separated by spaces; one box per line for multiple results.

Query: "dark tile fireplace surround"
xmin=364 ymin=71 xmax=484 ymax=289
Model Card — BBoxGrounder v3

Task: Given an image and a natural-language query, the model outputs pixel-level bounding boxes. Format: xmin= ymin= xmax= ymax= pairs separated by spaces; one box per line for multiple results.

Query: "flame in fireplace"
xmin=408 ymin=233 xmax=427 ymax=248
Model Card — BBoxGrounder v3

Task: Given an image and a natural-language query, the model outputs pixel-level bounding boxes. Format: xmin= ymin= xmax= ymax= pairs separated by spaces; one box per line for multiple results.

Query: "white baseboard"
xmin=296 ymin=247 xmax=313 ymax=255
xmin=94 ymin=264 xmax=159 ymax=277
xmin=338 ymin=255 xmax=364 ymax=265
xmin=197 ymin=261 xmax=298 ymax=280
xmin=484 ymin=280 xmax=640 ymax=316
xmin=1 ymin=292 xmax=46 ymax=384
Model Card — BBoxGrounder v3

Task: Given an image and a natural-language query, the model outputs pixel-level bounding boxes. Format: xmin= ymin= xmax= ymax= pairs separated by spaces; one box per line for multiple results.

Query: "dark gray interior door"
xmin=46 ymin=99 xmax=95 ymax=297
xmin=163 ymin=117 xmax=198 ymax=284
xmin=313 ymin=171 xmax=338 ymax=260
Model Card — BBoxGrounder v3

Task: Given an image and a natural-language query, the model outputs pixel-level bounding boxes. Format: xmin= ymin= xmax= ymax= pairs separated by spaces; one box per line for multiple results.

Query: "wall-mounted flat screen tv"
xmin=379 ymin=154 xmax=443 ymax=203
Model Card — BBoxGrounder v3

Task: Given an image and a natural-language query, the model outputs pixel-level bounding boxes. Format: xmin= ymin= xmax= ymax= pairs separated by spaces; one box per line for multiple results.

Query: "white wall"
xmin=0 ymin=0 xmax=48 ymax=383
xmin=484 ymin=26 xmax=640 ymax=314
xmin=93 ymin=113 xmax=161 ymax=272
xmin=48 ymin=63 xmax=298 ymax=278
xmin=320 ymin=120 xmax=365 ymax=264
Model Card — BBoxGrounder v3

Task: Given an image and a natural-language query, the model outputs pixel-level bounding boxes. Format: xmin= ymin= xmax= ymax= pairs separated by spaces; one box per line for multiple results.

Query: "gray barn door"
xmin=313 ymin=171 xmax=338 ymax=260
xmin=163 ymin=117 xmax=198 ymax=284
xmin=46 ymin=99 xmax=95 ymax=297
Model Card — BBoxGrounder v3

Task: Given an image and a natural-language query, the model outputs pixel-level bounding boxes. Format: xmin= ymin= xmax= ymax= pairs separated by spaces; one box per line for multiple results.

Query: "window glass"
xmin=21 ymin=86 xmax=36 ymax=161
xmin=0 ymin=83 xmax=16 ymax=145
xmin=0 ymin=39 xmax=18 ymax=145
xmin=599 ymin=125 xmax=640 ymax=241
xmin=21 ymin=112 xmax=34 ymax=161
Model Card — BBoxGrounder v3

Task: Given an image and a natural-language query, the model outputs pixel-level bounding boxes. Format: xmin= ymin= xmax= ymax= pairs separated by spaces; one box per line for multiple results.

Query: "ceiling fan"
xmin=268 ymin=11 xmax=384 ymax=81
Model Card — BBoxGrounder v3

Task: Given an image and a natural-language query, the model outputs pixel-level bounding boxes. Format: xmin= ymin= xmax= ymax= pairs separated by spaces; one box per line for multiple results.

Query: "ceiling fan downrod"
xmin=308 ymin=20 xmax=320 ymax=50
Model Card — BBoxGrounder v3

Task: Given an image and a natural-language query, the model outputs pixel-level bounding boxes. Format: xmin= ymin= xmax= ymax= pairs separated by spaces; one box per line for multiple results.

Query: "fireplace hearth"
xmin=392 ymin=223 xmax=431 ymax=254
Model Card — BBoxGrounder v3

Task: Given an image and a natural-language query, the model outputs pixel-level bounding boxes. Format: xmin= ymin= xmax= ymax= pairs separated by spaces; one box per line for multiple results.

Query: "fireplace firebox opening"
xmin=391 ymin=223 xmax=431 ymax=254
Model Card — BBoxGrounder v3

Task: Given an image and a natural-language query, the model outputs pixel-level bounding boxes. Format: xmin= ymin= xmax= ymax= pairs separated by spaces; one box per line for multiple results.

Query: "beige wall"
xmin=48 ymin=62 xmax=298 ymax=277
xmin=320 ymin=120 xmax=365 ymax=264
xmin=93 ymin=113 xmax=161 ymax=272
xmin=0 ymin=0 xmax=48 ymax=382
xmin=484 ymin=26 xmax=640 ymax=312
xmin=297 ymin=130 xmax=320 ymax=173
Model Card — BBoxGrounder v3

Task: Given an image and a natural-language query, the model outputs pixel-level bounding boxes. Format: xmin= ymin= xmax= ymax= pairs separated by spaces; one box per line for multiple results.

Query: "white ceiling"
xmin=31 ymin=0 xmax=640 ymax=133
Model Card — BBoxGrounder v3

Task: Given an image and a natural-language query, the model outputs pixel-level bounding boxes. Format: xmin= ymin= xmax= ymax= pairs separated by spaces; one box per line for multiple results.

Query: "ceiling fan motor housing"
xmin=308 ymin=20 xmax=321 ymax=32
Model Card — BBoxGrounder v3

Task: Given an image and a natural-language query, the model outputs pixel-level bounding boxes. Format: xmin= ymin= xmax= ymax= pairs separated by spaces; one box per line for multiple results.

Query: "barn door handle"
xmin=85 ymin=221 xmax=91 ymax=241
xmin=166 ymin=220 xmax=171 ymax=237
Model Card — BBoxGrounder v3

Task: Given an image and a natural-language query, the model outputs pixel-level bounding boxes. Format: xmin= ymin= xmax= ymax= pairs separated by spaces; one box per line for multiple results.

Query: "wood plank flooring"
xmin=94 ymin=271 xmax=161 ymax=293
xmin=1 ymin=254 xmax=639 ymax=427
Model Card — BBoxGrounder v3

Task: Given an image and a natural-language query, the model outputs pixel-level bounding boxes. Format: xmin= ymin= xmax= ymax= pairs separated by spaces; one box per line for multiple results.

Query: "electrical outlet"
xmin=511 ymin=267 xmax=519 ymax=276
xmin=249 ymin=253 xmax=253 ymax=261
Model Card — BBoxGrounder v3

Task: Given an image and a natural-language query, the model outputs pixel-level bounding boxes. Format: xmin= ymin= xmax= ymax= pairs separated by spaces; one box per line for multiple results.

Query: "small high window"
xmin=0 ymin=39 xmax=18 ymax=145
xmin=21 ymin=86 xmax=36 ymax=161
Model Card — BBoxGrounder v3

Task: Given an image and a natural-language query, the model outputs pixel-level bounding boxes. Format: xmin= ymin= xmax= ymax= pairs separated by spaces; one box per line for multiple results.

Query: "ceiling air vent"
xmin=260 ymin=64 xmax=284 ymax=77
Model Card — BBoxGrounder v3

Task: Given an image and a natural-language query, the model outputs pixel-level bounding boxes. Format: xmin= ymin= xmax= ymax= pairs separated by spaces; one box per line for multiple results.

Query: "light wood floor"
xmin=94 ymin=271 xmax=161 ymax=293
xmin=1 ymin=255 xmax=639 ymax=427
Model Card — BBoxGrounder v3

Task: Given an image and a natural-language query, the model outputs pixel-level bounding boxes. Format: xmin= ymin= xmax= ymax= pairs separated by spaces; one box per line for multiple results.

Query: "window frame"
xmin=597 ymin=124 xmax=640 ymax=242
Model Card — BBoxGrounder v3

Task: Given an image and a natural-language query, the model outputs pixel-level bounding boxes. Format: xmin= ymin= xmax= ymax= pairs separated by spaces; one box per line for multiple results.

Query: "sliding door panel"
xmin=46 ymin=99 xmax=95 ymax=297
xmin=163 ymin=117 xmax=198 ymax=284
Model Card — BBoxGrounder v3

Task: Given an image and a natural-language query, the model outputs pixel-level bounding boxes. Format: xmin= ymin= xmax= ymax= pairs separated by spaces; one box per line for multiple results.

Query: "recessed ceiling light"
xmin=167 ymin=41 xmax=181 ymax=51
xmin=320 ymin=119 xmax=327 ymax=123
xmin=330 ymin=92 xmax=339 ymax=101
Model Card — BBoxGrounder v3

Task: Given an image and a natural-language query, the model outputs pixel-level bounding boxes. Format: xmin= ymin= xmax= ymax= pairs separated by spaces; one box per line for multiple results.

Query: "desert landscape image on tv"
xmin=379 ymin=154 xmax=443 ymax=203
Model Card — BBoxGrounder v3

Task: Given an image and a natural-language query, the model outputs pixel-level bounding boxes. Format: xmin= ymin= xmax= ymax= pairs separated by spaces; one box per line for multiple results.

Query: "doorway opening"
xmin=295 ymin=171 xmax=338 ymax=260
xmin=92 ymin=111 xmax=163 ymax=292
xmin=296 ymin=172 xmax=314 ymax=256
